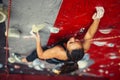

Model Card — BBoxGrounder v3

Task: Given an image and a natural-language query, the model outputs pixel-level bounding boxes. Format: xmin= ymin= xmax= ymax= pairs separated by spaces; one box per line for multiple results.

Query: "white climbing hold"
xmin=5 ymin=28 xmax=21 ymax=38
xmin=99 ymin=28 xmax=112 ymax=34
xmin=93 ymin=41 xmax=107 ymax=46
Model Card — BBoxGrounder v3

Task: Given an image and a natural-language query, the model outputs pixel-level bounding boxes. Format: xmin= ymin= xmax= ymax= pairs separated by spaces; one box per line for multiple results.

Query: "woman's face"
xmin=67 ymin=37 xmax=82 ymax=52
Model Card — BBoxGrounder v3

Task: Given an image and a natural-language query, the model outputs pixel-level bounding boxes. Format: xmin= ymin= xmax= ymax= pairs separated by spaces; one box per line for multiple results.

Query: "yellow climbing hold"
xmin=31 ymin=24 xmax=45 ymax=33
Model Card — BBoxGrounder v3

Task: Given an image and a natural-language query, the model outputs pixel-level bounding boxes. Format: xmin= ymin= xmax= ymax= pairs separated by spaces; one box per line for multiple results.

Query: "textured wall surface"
xmin=3 ymin=0 xmax=62 ymax=53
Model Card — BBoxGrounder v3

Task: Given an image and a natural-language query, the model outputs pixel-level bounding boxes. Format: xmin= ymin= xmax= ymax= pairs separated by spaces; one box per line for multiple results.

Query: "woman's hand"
xmin=35 ymin=32 xmax=40 ymax=42
xmin=92 ymin=7 xmax=105 ymax=20
xmin=30 ymin=31 xmax=41 ymax=42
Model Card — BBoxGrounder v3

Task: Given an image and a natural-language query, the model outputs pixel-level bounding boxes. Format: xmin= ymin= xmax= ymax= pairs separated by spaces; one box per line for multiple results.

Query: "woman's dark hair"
xmin=59 ymin=61 xmax=78 ymax=74
xmin=67 ymin=48 xmax=84 ymax=62
xmin=57 ymin=49 xmax=84 ymax=74
xmin=70 ymin=48 xmax=84 ymax=62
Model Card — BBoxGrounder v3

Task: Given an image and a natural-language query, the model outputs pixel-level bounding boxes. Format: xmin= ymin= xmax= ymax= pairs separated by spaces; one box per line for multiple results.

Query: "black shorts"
xmin=26 ymin=46 xmax=49 ymax=62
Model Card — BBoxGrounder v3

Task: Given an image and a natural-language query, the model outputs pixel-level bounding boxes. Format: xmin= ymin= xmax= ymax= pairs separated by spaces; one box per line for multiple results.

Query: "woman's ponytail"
xmin=52 ymin=61 xmax=78 ymax=74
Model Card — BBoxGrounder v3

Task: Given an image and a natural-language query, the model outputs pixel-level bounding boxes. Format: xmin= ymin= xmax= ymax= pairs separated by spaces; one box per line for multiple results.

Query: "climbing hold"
xmin=0 ymin=4 xmax=7 ymax=23
xmin=31 ymin=24 xmax=45 ymax=33
xmin=48 ymin=27 xmax=60 ymax=33
xmin=8 ymin=57 xmax=15 ymax=63
xmin=0 ymin=63 xmax=3 ymax=68
xmin=14 ymin=65 xmax=21 ymax=69
xmin=106 ymin=43 xmax=115 ymax=47
xmin=32 ymin=59 xmax=45 ymax=71
xmin=93 ymin=41 xmax=107 ymax=46
xmin=10 ymin=68 xmax=14 ymax=71
xmin=77 ymin=61 xmax=88 ymax=69
xmin=5 ymin=28 xmax=21 ymax=38
xmin=99 ymin=28 xmax=112 ymax=34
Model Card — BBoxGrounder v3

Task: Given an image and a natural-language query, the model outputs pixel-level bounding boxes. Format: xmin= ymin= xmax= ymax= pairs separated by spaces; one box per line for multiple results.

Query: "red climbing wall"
xmin=48 ymin=0 xmax=120 ymax=80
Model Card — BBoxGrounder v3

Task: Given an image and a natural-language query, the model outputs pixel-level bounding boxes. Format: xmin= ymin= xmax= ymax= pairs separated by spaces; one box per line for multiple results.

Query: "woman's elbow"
xmin=38 ymin=54 xmax=46 ymax=60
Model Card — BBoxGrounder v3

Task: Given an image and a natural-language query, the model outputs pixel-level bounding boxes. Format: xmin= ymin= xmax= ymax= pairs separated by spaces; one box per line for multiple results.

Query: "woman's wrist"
xmin=94 ymin=19 xmax=100 ymax=22
xmin=36 ymin=39 xmax=40 ymax=42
